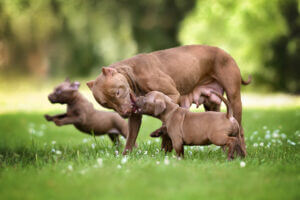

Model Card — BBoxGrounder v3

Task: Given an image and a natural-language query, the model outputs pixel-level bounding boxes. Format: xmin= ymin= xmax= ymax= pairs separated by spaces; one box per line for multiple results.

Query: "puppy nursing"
xmin=136 ymin=91 xmax=244 ymax=160
xmin=45 ymin=79 xmax=128 ymax=145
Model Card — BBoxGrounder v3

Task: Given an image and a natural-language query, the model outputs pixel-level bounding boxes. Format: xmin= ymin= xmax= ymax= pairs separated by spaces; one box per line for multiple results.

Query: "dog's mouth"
xmin=130 ymin=93 xmax=141 ymax=114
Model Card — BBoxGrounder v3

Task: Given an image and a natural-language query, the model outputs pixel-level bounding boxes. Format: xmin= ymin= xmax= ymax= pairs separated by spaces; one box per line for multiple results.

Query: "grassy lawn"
xmin=0 ymin=106 xmax=299 ymax=200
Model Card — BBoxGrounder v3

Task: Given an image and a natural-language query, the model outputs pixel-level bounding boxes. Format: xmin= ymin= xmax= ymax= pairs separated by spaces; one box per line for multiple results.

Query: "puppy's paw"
xmin=44 ymin=114 xmax=53 ymax=121
xmin=150 ymin=129 xmax=164 ymax=137
xmin=53 ymin=119 xmax=63 ymax=126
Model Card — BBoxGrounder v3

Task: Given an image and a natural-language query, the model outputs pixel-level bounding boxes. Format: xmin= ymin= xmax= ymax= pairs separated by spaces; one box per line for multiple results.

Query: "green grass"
xmin=0 ymin=107 xmax=299 ymax=200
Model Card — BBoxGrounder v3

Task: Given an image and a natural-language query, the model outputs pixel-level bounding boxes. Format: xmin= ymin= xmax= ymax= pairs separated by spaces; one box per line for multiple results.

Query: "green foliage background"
xmin=0 ymin=0 xmax=299 ymax=93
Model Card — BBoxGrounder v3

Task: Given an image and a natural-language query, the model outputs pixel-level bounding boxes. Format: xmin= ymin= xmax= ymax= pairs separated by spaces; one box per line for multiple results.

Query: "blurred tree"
xmin=179 ymin=0 xmax=300 ymax=93
xmin=264 ymin=0 xmax=300 ymax=93
xmin=0 ymin=0 xmax=194 ymax=77
xmin=122 ymin=0 xmax=195 ymax=52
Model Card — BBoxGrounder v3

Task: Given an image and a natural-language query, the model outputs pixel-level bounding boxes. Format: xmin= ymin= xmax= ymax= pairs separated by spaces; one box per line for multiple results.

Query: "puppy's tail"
xmin=241 ymin=75 xmax=252 ymax=85
xmin=210 ymin=91 xmax=233 ymax=119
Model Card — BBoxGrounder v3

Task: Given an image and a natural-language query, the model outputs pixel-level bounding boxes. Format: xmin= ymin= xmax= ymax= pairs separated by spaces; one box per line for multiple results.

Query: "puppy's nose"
xmin=48 ymin=94 xmax=54 ymax=102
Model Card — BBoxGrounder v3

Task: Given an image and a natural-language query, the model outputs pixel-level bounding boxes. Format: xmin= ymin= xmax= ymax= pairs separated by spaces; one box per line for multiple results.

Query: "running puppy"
xmin=135 ymin=91 xmax=244 ymax=160
xmin=45 ymin=79 xmax=128 ymax=145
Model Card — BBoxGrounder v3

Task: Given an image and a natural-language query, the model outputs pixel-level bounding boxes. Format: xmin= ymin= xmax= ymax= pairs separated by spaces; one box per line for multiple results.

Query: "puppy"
xmin=45 ymin=79 xmax=128 ymax=145
xmin=135 ymin=91 xmax=244 ymax=160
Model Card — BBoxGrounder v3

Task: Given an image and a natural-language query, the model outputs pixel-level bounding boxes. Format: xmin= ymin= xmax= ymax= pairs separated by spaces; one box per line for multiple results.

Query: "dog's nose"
xmin=48 ymin=94 xmax=54 ymax=102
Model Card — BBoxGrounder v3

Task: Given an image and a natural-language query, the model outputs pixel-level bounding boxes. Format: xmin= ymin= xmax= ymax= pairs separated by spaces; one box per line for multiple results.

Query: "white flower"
xmin=265 ymin=134 xmax=271 ymax=140
xmin=51 ymin=141 xmax=56 ymax=145
xmin=280 ymin=133 xmax=286 ymax=139
xmin=164 ymin=159 xmax=170 ymax=165
xmin=121 ymin=157 xmax=128 ymax=164
xmin=266 ymin=130 xmax=271 ymax=134
xmin=156 ymin=161 xmax=160 ymax=165
xmin=55 ymin=150 xmax=62 ymax=155
xmin=117 ymin=164 xmax=122 ymax=169
xmin=115 ymin=150 xmax=119 ymax=155
xmin=253 ymin=131 xmax=258 ymax=135
xmin=287 ymin=139 xmax=296 ymax=146
xmin=272 ymin=132 xmax=279 ymax=138
xmin=147 ymin=140 xmax=151 ymax=145
xmin=83 ymin=138 xmax=88 ymax=143
xmin=240 ymin=161 xmax=246 ymax=168
xmin=263 ymin=126 xmax=267 ymax=130
xmin=91 ymin=143 xmax=96 ymax=149
xmin=155 ymin=138 xmax=160 ymax=142
xmin=199 ymin=146 xmax=204 ymax=151
xmin=267 ymin=142 xmax=271 ymax=148
xmin=188 ymin=151 xmax=192 ymax=155
xmin=68 ymin=165 xmax=73 ymax=171
xmin=51 ymin=148 xmax=56 ymax=153
xmin=80 ymin=169 xmax=87 ymax=175
xmin=253 ymin=143 xmax=258 ymax=147
xmin=259 ymin=142 xmax=264 ymax=147
xmin=144 ymin=151 xmax=148 ymax=155
xmin=97 ymin=158 xmax=103 ymax=166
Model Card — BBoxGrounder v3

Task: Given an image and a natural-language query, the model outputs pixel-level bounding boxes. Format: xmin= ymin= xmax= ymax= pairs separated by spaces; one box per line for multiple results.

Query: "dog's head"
xmin=136 ymin=91 xmax=171 ymax=117
xmin=86 ymin=67 xmax=134 ymax=117
xmin=48 ymin=78 xmax=80 ymax=104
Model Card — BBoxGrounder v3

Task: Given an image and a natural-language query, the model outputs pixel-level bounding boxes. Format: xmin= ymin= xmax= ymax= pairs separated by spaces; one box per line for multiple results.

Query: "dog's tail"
xmin=241 ymin=75 xmax=252 ymax=85
xmin=211 ymin=91 xmax=233 ymax=119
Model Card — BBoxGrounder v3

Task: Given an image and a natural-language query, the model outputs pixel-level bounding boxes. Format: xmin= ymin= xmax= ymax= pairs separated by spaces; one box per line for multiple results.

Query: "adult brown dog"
xmin=45 ymin=79 xmax=128 ymax=144
xmin=87 ymin=45 xmax=251 ymax=155
xmin=135 ymin=91 xmax=244 ymax=160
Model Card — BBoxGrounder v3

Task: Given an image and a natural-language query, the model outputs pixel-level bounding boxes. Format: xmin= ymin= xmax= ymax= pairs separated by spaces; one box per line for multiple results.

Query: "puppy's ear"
xmin=102 ymin=67 xmax=117 ymax=76
xmin=70 ymin=81 xmax=80 ymax=90
xmin=154 ymin=99 xmax=166 ymax=116
xmin=86 ymin=80 xmax=94 ymax=90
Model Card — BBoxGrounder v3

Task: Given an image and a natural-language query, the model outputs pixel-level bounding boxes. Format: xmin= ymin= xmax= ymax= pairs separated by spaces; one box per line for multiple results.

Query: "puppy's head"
xmin=48 ymin=78 xmax=80 ymax=104
xmin=136 ymin=91 xmax=171 ymax=117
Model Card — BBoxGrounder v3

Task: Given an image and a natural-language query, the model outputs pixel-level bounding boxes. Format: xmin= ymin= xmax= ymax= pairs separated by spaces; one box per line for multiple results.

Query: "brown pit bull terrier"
xmin=86 ymin=45 xmax=251 ymax=155
xmin=45 ymin=79 xmax=128 ymax=145
xmin=135 ymin=91 xmax=244 ymax=160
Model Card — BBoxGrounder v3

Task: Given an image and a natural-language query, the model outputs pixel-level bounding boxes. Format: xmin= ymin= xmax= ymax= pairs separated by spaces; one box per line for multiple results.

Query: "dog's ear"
xmin=154 ymin=99 xmax=166 ymax=116
xmin=102 ymin=67 xmax=117 ymax=76
xmin=86 ymin=80 xmax=94 ymax=90
xmin=70 ymin=81 xmax=80 ymax=90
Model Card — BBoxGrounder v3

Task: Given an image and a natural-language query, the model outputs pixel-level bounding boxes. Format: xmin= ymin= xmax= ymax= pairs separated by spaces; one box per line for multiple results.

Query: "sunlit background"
xmin=0 ymin=0 xmax=299 ymax=113
xmin=0 ymin=0 xmax=299 ymax=91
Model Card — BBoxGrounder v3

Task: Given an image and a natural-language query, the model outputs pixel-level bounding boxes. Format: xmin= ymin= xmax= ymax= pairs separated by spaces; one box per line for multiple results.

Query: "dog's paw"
xmin=53 ymin=119 xmax=63 ymax=126
xmin=150 ymin=129 xmax=164 ymax=137
xmin=44 ymin=114 xmax=52 ymax=121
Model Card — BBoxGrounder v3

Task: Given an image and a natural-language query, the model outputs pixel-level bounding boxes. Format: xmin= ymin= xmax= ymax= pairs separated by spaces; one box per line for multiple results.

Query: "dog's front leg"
xmin=45 ymin=113 xmax=67 ymax=121
xmin=123 ymin=114 xmax=142 ymax=155
xmin=53 ymin=116 xmax=81 ymax=126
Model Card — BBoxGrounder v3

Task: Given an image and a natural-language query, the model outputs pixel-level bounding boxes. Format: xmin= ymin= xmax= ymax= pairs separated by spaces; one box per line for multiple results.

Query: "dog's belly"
xmin=179 ymin=81 xmax=224 ymax=109
xmin=183 ymin=138 xmax=212 ymax=146
xmin=74 ymin=123 xmax=107 ymax=136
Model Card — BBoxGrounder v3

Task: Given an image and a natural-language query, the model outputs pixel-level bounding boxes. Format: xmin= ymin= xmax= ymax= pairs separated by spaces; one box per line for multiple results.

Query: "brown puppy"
xmin=135 ymin=91 xmax=244 ymax=160
xmin=86 ymin=45 xmax=251 ymax=155
xmin=45 ymin=79 xmax=128 ymax=145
